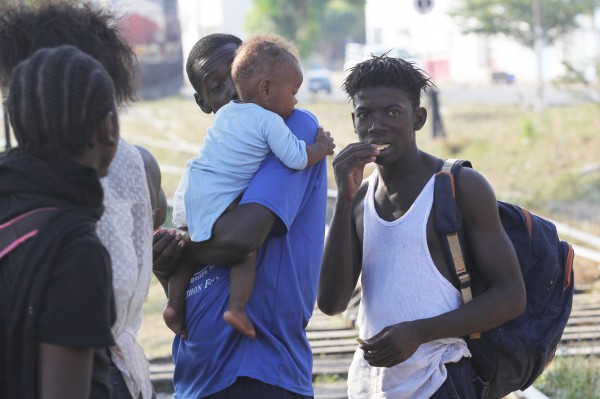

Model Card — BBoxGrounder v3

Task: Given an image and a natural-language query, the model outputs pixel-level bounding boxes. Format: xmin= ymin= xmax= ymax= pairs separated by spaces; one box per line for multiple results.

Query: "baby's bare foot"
xmin=223 ymin=308 xmax=256 ymax=339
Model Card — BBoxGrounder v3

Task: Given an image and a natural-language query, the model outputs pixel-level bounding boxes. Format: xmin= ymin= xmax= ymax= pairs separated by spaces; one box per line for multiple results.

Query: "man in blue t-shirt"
xmin=153 ymin=34 xmax=329 ymax=398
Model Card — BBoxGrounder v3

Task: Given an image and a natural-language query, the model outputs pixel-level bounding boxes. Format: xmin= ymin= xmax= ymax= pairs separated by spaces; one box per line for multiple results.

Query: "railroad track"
xmin=306 ymin=222 xmax=600 ymax=398
xmin=152 ymin=289 xmax=600 ymax=398
xmin=557 ymin=293 xmax=600 ymax=356
xmin=150 ymin=282 xmax=599 ymax=399
xmin=150 ymin=215 xmax=600 ymax=398
xmin=308 ymin=291 xmax=600 ymax=373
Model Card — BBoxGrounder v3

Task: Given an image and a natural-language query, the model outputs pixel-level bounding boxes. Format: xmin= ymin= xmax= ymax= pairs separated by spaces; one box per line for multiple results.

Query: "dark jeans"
xmin=203 ymin=377 xmax=313 ymax=399
xmin=430 ymin=358 xmax=489 ymax=399
xmin=109 ymin=365 xmax=157 ymax=399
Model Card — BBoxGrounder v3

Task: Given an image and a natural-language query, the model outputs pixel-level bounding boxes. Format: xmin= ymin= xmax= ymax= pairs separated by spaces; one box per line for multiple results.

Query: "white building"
xmin=363 ymin=0 xmax=599 ymax=84
xmin=178 ymin=0 xmax=252 ymax=69
xmin=174 ymin=0 xmax=598 ymax=85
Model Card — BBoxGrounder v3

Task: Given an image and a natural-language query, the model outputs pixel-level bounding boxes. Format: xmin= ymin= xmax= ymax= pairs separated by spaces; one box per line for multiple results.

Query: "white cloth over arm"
xmin=97 ymin=139 xmax=154 ymax=399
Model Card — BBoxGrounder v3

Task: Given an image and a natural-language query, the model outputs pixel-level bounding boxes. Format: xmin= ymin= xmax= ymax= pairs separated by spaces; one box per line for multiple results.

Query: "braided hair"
xmin=342 ymin=53 xmax=433 ymax=110
xmin=0 ymin=2 xmax=136 ymax=106
xmin=7 ymin=45 xmax=116 ymax=159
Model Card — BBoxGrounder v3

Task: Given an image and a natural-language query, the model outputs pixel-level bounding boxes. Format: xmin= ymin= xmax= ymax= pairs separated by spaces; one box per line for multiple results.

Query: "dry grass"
xmin=120 ymin=96 xmax=600 ymax=219
xmin=123 ymin=94 xmax=600 ymax=361
xmin=139 ymin=276 xmax=174 ymax=359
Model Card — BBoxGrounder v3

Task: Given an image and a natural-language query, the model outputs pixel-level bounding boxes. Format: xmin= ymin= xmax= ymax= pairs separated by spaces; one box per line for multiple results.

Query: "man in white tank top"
xmin=318 ymin=55 xmax=527 ymax=399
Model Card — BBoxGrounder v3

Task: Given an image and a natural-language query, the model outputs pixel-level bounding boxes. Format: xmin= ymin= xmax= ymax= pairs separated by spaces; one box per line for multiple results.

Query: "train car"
xmin=111 ymin=0 xmax=184 ymax=99
xmin=2 ymin=0 xmax=184 ymax=151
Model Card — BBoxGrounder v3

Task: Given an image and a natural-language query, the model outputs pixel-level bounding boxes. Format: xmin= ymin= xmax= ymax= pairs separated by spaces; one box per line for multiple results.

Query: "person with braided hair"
xmin=0 ymin=3 xmax=165 ymax=398
xmin=0 ymin=45 xmax=119 ymax=399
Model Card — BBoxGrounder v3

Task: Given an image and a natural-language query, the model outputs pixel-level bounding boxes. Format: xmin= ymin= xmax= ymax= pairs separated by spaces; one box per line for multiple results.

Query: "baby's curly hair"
xmin=343 ymin=53 xmax=433 ymax=110
xmin=231 ymin=33 xmax=299 ymax=85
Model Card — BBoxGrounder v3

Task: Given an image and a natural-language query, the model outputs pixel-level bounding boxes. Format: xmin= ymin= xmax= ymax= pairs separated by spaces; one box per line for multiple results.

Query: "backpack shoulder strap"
xmin=434 ymin=159 xmax=480 ymax=339
xmin=0 ymin=207 xmax=59 ymax=260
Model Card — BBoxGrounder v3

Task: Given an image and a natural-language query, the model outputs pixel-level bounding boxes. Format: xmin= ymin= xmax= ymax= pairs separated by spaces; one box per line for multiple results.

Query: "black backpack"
xmin=434 ymin=159 xmax=575 ymax=399
xmin=0 ymin=208 xmax=58 ymax=260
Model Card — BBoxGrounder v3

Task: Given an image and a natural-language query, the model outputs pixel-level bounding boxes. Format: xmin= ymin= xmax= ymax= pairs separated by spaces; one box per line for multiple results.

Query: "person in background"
xmin=0 ymin=3 xmax=167 ymax=398
xmin=0 ymin=45 xmax=118 ymax=399
xmin=153 ymin=33 xmax=330 ymax=398
xmin=428 ymin=88 xmax=446 ymax=138
xmin=318 ymin=55 xmax=525 ymax=398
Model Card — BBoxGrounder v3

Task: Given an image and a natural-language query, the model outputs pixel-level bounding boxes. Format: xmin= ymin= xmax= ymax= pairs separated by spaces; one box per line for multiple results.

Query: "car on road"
xmin=343 ymin=44 xmax=424 ymax=75
xmin=491 ymin=71 xmax=516 ymax=84
xmin=306 ymin=67 xmax=332 ymax=94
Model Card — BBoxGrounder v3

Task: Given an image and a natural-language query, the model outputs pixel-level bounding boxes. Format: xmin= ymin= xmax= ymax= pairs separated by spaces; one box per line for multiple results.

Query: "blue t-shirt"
xmin=172 ymin=109 xmax=328 ymax=398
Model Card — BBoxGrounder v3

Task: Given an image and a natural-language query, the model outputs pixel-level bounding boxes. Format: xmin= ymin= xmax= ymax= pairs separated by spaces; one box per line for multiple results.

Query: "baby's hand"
xmin=316 ymin=127 xmax=335 ymax=156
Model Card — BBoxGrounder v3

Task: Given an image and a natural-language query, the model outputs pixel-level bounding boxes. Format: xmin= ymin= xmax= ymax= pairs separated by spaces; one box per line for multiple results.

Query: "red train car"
xmin=113 ymin=0 xmax=184 ymax=99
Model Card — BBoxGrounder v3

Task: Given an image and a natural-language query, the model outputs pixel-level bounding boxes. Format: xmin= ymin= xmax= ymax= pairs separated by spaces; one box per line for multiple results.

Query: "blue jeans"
xmin=203 ymin=377 xmax=313 ymax=399
xmin=430 ymin=358 xmax=489 ymax=399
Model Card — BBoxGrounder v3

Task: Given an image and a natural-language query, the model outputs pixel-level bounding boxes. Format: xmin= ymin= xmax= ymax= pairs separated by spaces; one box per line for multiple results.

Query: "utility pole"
xmin=414 ymin=0 xmax=445 ymax=138
xmin=594 ymin=4 xmax=600 ymax=65
xmin=533 ymin=0 xmax=545 ymax=112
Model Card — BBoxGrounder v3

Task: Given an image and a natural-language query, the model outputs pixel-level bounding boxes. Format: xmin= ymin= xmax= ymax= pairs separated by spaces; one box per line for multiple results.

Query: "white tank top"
xmin=348 ymin=171 xmax=470 ymax=399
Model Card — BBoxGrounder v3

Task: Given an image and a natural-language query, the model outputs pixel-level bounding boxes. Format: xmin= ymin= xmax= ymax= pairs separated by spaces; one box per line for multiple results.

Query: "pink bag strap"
xmin=0 ymin=207 xmax=58 ymax=260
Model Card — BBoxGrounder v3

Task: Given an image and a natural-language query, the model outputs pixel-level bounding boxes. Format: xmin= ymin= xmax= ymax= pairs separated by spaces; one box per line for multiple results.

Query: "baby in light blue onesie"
xmin=167 ymin=33 xmax=335 ymax=339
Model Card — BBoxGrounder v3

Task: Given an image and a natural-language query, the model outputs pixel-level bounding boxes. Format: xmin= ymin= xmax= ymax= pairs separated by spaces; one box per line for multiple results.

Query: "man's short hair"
xmin=186 ymin=33 xmax=242 ymax=92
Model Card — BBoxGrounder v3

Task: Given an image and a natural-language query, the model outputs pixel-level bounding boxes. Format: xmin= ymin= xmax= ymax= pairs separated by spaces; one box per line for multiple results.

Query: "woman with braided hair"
xmin=0 ymin=3 xmax=166 ymax=398
xmin=0 ymin=45 xmax=119 ymax=399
